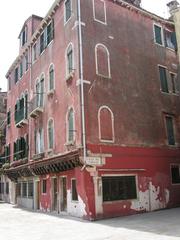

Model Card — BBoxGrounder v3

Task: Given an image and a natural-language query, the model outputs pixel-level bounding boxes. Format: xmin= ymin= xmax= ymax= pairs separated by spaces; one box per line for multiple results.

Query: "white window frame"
xmin=64 ymin=0 xmax=72 ymax=25
xmin=92 ymin=0 xmax=107 ymax=25
xmin=48 ymin=63 xmax=55 ymax=92
xmin=65 ymin=42 xmax=75 ymax=79
xmin=153 ymin=23 xmax=164 ymax=47
xmin=98 ymin=105 xmax=115 ymax=143
xmin=95 ymin=43 xmax=111 ymax=78
xmin=47 ymin=118 xmax=55 ymax=150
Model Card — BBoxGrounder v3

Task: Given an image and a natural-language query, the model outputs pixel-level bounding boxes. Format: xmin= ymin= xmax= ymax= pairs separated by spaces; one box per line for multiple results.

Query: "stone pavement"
xmin=0 ymin=203 xmax=180 ymax=240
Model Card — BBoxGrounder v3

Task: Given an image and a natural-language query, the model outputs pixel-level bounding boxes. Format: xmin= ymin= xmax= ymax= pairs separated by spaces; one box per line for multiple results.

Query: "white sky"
xmin=0 ymin=0 xmax=170 ymax=91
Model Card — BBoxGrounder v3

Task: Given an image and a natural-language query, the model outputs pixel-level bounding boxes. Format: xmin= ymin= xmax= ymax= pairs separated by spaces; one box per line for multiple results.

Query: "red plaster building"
xmin=4 ymin=0 xmax=180 ymax=220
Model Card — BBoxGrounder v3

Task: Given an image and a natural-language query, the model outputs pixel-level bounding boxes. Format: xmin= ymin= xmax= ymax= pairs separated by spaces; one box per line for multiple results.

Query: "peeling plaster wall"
xmin=67 ymin=190 xmax=87 ymax=218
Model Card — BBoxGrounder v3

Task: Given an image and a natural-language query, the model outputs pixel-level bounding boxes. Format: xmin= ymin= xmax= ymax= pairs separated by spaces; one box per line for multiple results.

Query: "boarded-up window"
xmin=99 ymin=107 xmax=114 ymax=141
xmin=165 ymin=116 xmax=175 ymax=146
xmin=93 ymin=0 xmax=106 ymax=24
xmin=102 ymin=176 xmax=137 ymax=202
xmin=159 ymin=66 xmax=168 ymax=93
xmin=96 ymin=44 xmax=110 ymax=78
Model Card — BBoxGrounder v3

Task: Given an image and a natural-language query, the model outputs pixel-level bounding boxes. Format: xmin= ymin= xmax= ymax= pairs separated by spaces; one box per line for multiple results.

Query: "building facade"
xmin=4 ymin=0 xmax=180 ymax=220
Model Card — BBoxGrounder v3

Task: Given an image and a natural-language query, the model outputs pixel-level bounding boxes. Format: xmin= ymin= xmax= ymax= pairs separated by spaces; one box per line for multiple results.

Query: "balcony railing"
xmin=15 ymin=107 xmax=28 ymax=128
xmin=29 ymin=94 xmax=44 ymax=118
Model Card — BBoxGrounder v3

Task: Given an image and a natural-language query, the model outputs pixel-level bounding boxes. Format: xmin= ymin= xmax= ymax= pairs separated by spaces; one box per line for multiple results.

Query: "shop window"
xmin=102 ymin=176 xmax=137 ymax=202
xmin=95 ymin=44 xmax=110 ymax=78
xmin=17 ymin=183 xmax=21 ymax=197
xmin=71 ymin=179 xmax=78 ymax=201
xmin=171 ymin=165 xmax=180 ymax=184
xmin=98 ymin=106 xmax=114 ymax=142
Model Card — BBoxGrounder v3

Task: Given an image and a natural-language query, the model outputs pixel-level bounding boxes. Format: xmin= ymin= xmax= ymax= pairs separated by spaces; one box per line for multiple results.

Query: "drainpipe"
xmin=77 ymin=0 xmax=87 ymax=163
xmin=28 ymin=44 xmax=32 ymax=161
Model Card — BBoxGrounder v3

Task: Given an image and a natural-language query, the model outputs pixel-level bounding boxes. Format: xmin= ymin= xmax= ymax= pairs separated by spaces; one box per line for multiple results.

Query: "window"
xmin=35 ymin=128 xmax=44 ymax=154
xmin=40 ymin=32 xmax=45 ymax=54
xmin=28 ymin=181 xmax=33 ymax=197
xmin=159 ymin=66 xmax=168 ymax=93
xmin=66 ymin=43 xmax=73 ymax=77
xmin=5 ymin=144 xmax=10 ymax=162
xmin=7 ymin=110 xmax=11 ymax=125
xmin=48 ymin=119 xmax=54 ymax=149
xmin=32 ymin=43 xmax=37 ymax=62
xmin=67 ymin=108 xmax=75 ymax=142
xmin=165 ymin=116 xmax=175 ymax=146
xmin=47 ymin=21 xmax=54 ymax=45
xmin=49 ymin=64 xmax=55 ymax=91
xmin=0 ymin=182 xmax=4 ymax=194
xmin=93 ymin=0 xmax=107 ymax=24
xmin=42 ymin=179 xmax=47 ymax=194
xmin=71 ymin=179 xmax=78 ymax=201
xmin=15 ymin=67 xmax=19 ymax=83
xmin=102 ymin=176 xmax=137 ymax=202
xmin=25 ymin=52 xmax=29 ymax=71
xmin=22 ymin=182 xmax=27 ymax=197
xmin=164 ymin=30 xmax=177 ymax=50
xmin=98 ymin=106 xmax=114 ymax=142
xmin=13 ymin=137 xmax=27 ymax=161
xmin=36 ymin=76 xmax=44 ymax=108
xmin=20 ymin=62 xmax=23 ymax=78
xmin=154 ymin=24 xmax=163 ymax=45
xmin=65 ymin=0 xmax=72 ymax=23
xmin=6 ymin=182 xmax=9 ymax=195
xmin=170 ymin=73 xmax=178 ymax=94
xmin=171 ymin=165 xmax=180 ymax=184
xmin=95 ymin=44 xmax=111 ymax=78
xmin=20 ymin=26 xmax=27 ymax=47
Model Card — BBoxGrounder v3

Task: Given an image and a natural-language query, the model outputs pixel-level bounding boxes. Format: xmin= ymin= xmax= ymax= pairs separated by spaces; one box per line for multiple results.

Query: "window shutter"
xmin=171 ymin=31 xmax=177 ymax=51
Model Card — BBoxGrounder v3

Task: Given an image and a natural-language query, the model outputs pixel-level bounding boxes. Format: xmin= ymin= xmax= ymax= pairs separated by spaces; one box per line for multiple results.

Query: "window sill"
xmin=103 ymin=198 xmax=138 ymax=204
xmin=66 ymin=72 xmax=74 ymax=82
xmin=33 ymin=152 xmax=45 ymax=160
xmin=47 ymin=89 xmax=55 ymax=96
xmin=65 ymin=141 xmax=75 ymax=146
xmin=96 ymin=73 xmax=111 ymax=79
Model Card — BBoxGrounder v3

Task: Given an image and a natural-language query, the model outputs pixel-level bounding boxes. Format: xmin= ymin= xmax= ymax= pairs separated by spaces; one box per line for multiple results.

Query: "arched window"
xmin=36 ymin=74 xmax=44 ymax=107
xmin=67 ymin=108 xmax=75 ymax=142
xmin=66 ymin=43 xmax=74 ymax=77
xmin=48 ymin=119 xmax=54 ymax=149
xmin=49 ymin=64 xmax=55 ymax=91
xmin=95 ymin=44 xmax=111 ymax=78
xmin=98 ymin=106 xmax=114 ymax=142
xmin=64 ymin=0 xmax=72 ymax=23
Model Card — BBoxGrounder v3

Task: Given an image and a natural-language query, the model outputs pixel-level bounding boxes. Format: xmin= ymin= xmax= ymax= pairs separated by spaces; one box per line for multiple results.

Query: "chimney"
xmin=167 ymin=0 xmax=179 ymax=15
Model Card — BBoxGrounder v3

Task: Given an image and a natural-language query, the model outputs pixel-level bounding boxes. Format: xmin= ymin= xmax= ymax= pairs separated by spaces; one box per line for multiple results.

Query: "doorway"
xmin=52 ymin=177 xmax=58 ymax=212
xmin=35 ymin=181 xmax=40 ymax=210
xmin=60 ymin=177 xmax=67 ymax=212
